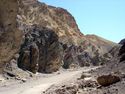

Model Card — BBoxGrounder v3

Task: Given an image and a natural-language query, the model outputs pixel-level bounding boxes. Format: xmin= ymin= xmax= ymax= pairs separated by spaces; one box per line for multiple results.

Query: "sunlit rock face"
xmin=18 ymin=1 xmax=83 ymax=45
xmin=0 ymin=0 xmax=22 ymax=73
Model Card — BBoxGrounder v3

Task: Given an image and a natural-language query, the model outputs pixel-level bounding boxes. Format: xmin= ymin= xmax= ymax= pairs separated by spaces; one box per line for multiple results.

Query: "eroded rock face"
xmin=18 ymin=26 xmax=63 ymax=73
xmin=63 ymin=45 xmax=92 ymax=69
xmin=0 ymin=0 xmax=22 ymax=73
xmin=62 ymin=44 xmax=109 ymax=69
xmin=18 ymin=2 xmax=82 ymax=44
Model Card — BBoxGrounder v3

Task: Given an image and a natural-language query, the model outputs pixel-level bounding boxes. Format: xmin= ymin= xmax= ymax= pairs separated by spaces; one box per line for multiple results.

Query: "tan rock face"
xmin=0 ymin=0 xmax=22 ymax=73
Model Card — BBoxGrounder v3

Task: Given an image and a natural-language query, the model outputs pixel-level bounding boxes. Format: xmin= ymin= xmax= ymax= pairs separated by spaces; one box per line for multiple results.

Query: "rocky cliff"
xmin=0 ymin=0 xmax=117 ymax=74
xmin=0 ymin=0 xmax=22 ymax=73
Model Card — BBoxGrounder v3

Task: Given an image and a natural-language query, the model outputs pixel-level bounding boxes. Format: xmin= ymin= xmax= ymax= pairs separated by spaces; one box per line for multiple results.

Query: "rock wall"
xmin=0 ymin=0 xmax=22 ymax=73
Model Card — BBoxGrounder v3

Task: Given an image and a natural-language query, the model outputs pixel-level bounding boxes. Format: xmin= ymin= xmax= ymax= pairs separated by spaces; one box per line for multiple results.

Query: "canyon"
xmin=0 ymin=0 xmax=125 ymax=94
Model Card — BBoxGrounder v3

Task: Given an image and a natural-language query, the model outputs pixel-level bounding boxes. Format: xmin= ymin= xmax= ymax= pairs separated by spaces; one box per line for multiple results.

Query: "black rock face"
xmin=18 ymin=26 xmax=63 ymax=73
xmin=62 ymin=44 xmax=104 ymax=69
xmin=119 ymin=42 xmax=125 ymax=62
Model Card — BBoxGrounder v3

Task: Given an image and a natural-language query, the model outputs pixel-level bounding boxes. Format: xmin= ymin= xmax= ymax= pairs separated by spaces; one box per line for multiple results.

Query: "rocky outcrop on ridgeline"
xmin=18 ymin=26 xmax=63 ymax=73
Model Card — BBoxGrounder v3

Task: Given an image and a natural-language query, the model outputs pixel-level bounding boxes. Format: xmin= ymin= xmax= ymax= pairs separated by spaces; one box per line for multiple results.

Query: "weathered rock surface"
xmin=63 ymin=45 xmax=92 ymax=69
xmin=18 ymin=26 xmax=63 ymax=73
xmin=0 ymin=0 xmax=22 ymax=73
xmin=18 ymin=42 xmax=39 ymax=73
xmin=62 ymin=43 xmax=110 ymax=69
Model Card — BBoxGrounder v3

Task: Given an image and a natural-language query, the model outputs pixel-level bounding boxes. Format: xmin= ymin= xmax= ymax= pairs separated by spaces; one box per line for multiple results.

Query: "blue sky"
xmin=39 ymin=0 xmax=125 ymax=43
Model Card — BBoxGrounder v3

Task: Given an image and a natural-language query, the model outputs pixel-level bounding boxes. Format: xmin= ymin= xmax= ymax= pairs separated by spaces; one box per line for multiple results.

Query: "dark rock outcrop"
xmin=62 ymin=44 xmax=109 ymax=69
xmin=18 ymin=42 xmax=39 ymax=73
xmin=63 ymin=45 xmax=92 ymax=69
xmin=119 ymin=43 xmax=125 ymax=62
xmin=119 ymin=38 xmax=125 ymax=45
xmin=18 ymin=26 xmax=63 ymax=73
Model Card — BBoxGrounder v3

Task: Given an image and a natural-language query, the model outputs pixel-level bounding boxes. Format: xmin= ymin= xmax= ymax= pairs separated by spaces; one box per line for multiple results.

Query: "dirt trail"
xmin=0 ymin=67 xmax=98 ymax=94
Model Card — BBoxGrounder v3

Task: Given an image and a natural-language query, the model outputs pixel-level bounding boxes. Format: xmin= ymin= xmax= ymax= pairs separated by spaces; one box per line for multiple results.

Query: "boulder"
xmin=97 ymin=74 xmax=120 ymax=86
